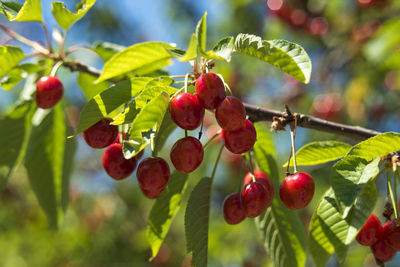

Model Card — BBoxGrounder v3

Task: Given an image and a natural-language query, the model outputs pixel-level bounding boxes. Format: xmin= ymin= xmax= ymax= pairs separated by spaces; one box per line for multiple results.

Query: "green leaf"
xmin=309 ymin=182 xmax=378 ymax=266
xmin=234 ymin=33 xmax=312 ymax=84
xmin=25 ymin=104 xmax=76 ymax=228
xmin=152 ymin=111 xmax=176 ymax=157
xmin=347 ymin=132 xmax=400 ymax=161
xmin=0 ymin=0 xmax=42 ymax=22
xmin=123 ymin=91 xmax=170 ymax=159
xmin=253 ymin=123 xmax=306 ymax=267
xmin=196 ymin=12 xmax=207 ymax=52
xmin=77 ymin=72 xmax=109 ymax=100
xmin=93 ymin=41 xmax=126 ymax=62
xmin=51 ymin=0 xmax=95 ymax=31
xmin=211 ymin=37 xmax=234 ymax=62
xmin=0 ymin=63 xmax=41 ymax=90
xmin=331 ymin=156 xmax=380 ymax=216
xmin=147 ymin=171 xmax=188 ymax=260
xmin=0 ymin=45 xmax=24 ymax=81
xmin=185 ymin=177 xmax=211 ymax=267
xmin=284 ymin=141 xmax=351 ymax=167
xmin=96 ymin=42 xmax=175 ymax=83
xmin=0 ymin=100 xmax=35 ymax=190
xmin=135 ymin=85 xmax=177 ymax=109
xmin=111 ymin=100 xmax=138 ymax=126
xmin=177 ymin=34 xmax=197 ymax=62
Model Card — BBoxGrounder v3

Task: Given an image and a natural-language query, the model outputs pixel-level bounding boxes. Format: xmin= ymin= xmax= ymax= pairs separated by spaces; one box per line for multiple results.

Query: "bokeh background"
xmin=1 ymin=0 xmax=400 ymax=266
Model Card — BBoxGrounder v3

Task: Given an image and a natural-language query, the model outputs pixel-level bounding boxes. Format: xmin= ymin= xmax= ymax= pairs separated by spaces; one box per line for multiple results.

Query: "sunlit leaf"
xmin=0 ymin=63 xmax=41 ymax=90
xmin=0 ymin=0 xmax=42 ymax=22
xmin=234 ymin=33 xmax=312 ymax=83
xmin=93 ymin=41 xmax=126 ymax=62
xmin=147 ymin=171 xmax=188 ymax=260
xmin=196 ymin=12 xmax=207 ymax=52
xmin=0 ymin=45 xmax=24 ymax=82
xmin=152 ymin=111 xmax=176 ymax=157
xmin=185 ymin=177 xmax=211 ymax=267
xmin=211 ymin=37 xmax=234 ymax=62
xmin=77 ymin=72 xmax=109 ymax=100
xmin=176 ymin=34 xmax=197 ymax=62
xmin=51 ymin=0 xmax=95 ymax=30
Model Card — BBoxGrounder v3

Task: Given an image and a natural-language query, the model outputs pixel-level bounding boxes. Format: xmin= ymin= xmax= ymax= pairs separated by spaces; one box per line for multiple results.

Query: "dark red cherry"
xmin=82 ymin=118 xmax=118 ymax=149
xmin=169 ymin=93 xmax=205 ymax=130
xmin=195 ymin=73 xmax=226 ymax=109
xmin=102 ymin=143 xmax=137 ymax=180
xmin=243 ymin=170 xmax=274 ymax=208
xmin=279 ymin=172 xmax=314 ymax=210
xmin=136 ymin=157 xmax=170 ymax=190
xmin=241 ymin=182 xmax=269 ymax=218
xmin=215 ymin=96 xmax=246 ymax=131
xmin=170 ymin=136 xmax=203 ymax=173
xmin=221 ymin=119 xmax=256 ymax=154
xmin=140 ymin=186 xmax=165 ymax=199
xmin=36 ymin=75 xmax=63 ymax=109
xmin=356 ymin=214 xmax=382 ymax=246
xmin=383 ymin=219 xmax=400 ymax=250
xmin=371 ymin=222 xmax=397 ymax=262
xmin=223 ymin=193 xmax=246 ymax=225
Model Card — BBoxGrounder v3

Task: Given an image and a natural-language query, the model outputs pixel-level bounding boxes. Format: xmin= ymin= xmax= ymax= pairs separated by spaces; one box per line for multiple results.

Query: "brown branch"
xmin=62 ymin=60 xmax=102 ymax=77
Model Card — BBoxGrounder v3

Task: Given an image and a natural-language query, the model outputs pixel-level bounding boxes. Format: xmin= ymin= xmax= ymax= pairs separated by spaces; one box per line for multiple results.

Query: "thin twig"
xmin=0 ymin=24 xmax=49 ymax=54
xmin=40 ymin=21 xmax=52 ymax=52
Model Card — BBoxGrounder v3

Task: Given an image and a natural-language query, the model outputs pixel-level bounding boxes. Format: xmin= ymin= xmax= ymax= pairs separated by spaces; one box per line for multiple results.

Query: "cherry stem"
xmin=184 ymin=73 xmax=190 ymax=93
xmin=198 ymin=113 xmax=204 ymax=140
xmin=185 ymin=130 xmax=188 ymax=138
xmin=211 ymin=145 xmax=224 ymax=183
xmin=203 ymin=132 xmax=220 ymax=149
xmin=286 ymin=149 xmax=293 ymax=176
xmin=169 ymin=75 xmax=187 ymax=79
xmin=50 ymin=61 xmax=63 ymax=77
xmin=387 ymin=169 xmax=399 ymax=219
xmin=248 ymin=151 xmax=256 ymax=182
xmin=290 ymin=114 xmax=298 ymax=174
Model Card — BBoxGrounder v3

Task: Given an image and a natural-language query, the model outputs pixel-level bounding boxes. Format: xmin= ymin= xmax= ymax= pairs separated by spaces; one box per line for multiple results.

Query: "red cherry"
xmin=279 ymin=172 xmax=314 ymax=210
xmin=140 ymin=186 xmax=165 ymax=199
xmin=195 ymin=73 xmax=226 ymax=109
xmin=243 ymin=170 xmax=274 ymax=208
xmin=223 ymin=193 xmax=246 ymax=225
xmin=102 ymin=143 xmax=137 ymax=180
xmin=356 ymin=214 xmax=382 ymax=246
xmin=215 ymin=96 xmax=246 ymax=131
xmin=82 ymin=118 xmax=118 ymax=149
xmin=36 ymin=75 xmax=63 ymax=109
xmin=241 ymin=182 xmax=269 ymax=218
xmin=113 ymin=132 xmax=126 ymax=144
xmin=136 ymin=157 xmax=170 ymax=190
xmin=371 ymin=222 xmax=397 ymax=262
xmin=383 ymin=219 xmax=400 ymax=250
xmin=221 ymin=119 xmax=256 ymax=154
xmin=169 ymin=93 xmax=205 ymax=130
xmin=170 ymin=136 xmax=203 ymax=173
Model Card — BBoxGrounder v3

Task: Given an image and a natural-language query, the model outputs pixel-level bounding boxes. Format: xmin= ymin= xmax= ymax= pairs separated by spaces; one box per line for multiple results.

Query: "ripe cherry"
xmin=279 ymin=172 xmax=314 ymax=210
xmin=170 ymin=93 xmax=205 ymax=130
xmin=215 ymin=96 xmax=246 ymax=131
xmin=383 ymin=219 xmax=400 ymax=250
xmin=195 ymin=73 xmax=226 ymax=109
xmin=136 ymin=157 xmax=170 ymax=190
xmin=243 ymin=170 xmax=274 ymax=208
xmin=371 ymin=222 xmax=397 ymax=262
xmin=82 ymin=118 xmax=118 ymax=149
xmin=170 ymin=136 xmax=204 ymax=173
xmin=241 ymin=182 xmax=269 ymax=218
xmin=36 ymin=75 xmax=63 ymax=109
xmin=221 ymin=119 xmax=256 ymax=154
xmin=356 ymin=214 xmax=382 ymax=246
xmin=223 ymin=193 xmax=246 ymax=225
xmin=102 ymin=143 xmax=137 ymax=180
xmin=140 ymin=186 xmax=165 ymax=199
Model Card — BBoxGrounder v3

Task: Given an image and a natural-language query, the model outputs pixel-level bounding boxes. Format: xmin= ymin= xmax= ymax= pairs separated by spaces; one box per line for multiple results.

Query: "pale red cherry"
xmin=170 ymin=136 xmax=204 ymax=173
xmin=136 ymin=157 xmax=170 ymax=190
xmin=82 ymin=118 xmax=118 ymax=149
xmin=102 ymin=143 xmax=137 ymax=180
xmin=241 ymin=182 xmax=269 ymax=218
xmin=223 ymin=193 xmax=246 ymax=225
xmin=215 ymin=96 xmax=246 ymax=131
xmin=279 ymin=172 xmax=314 ymax=210
xmin=36 ymin=75 xmax=63 ymax=109
xmin=221 ymin=119 xmax=256 ymax=154
xmin=195 ymin=73 xmax=226 ymax=109
xmin=169 ymin=93 xmax=204 ymax=130
xmin=356 ymin=214 xmax=382 ymax=246
xmin=243 ymin=170 xmax=274 ymax=208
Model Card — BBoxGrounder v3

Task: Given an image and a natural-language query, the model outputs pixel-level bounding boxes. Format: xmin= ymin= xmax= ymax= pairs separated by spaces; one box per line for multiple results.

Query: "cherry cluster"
xmin=356 ymin=214 xmax=400 ymax=262
xmin=35 ymin=75 xmax=64 ymax=109
xmin=82 ymin=118 xmax=170 ymax=199
xmin=169 ymin=72 xmax=256 ymax=174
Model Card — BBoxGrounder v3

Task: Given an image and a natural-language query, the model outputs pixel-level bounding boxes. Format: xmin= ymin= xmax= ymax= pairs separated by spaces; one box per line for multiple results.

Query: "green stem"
xmin=50 ymin=61 xmax=63 ymax=76
xmin=290 ymin=125 xmax=298 ymax=173
xmin=211 ymin=145 xmax=224 ymax=183
xmin=248 ymin=151 xmax=255 ymax=182
xmin=203 ymin=132 xmax=220 ymax=149
xmin=40 ymin=21 xmax=52 ymax=52
xmin=388 ymin=169 xmax=399 ymax=219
